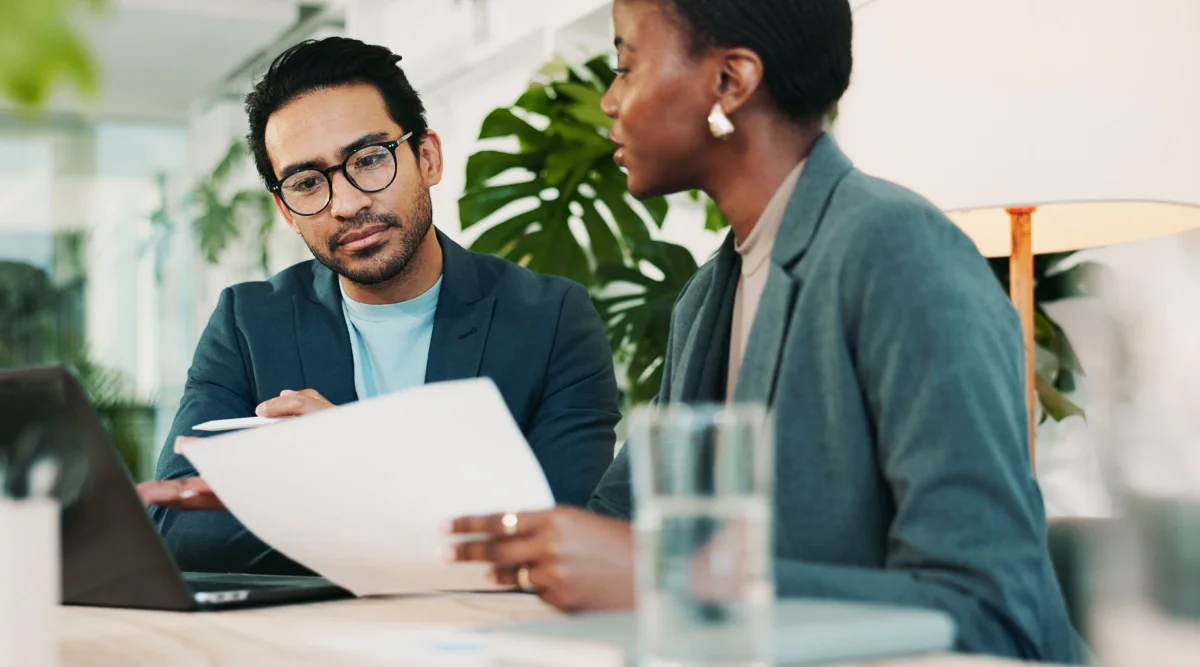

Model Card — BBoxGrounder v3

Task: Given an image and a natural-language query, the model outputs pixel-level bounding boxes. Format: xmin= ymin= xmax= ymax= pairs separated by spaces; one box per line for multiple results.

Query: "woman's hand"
xmin=448 ymin=506 xmax=636 ymax=612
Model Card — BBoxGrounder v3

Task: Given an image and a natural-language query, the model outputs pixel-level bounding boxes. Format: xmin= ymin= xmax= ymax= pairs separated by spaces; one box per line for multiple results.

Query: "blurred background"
xmin=0 ymin=0 xmax=1195 ymax=526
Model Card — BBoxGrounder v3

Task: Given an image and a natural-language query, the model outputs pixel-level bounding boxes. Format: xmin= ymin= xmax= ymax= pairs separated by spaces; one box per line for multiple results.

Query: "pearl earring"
xmin=708 ymin=102 xmax=735 ymax=139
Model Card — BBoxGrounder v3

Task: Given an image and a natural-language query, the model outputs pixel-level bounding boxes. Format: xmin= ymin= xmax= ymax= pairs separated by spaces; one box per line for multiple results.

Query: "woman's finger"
xmin=447 ymin=510 xmax=549 ymax=537
xmin=452 ymin=534 xmax=548 ymax=568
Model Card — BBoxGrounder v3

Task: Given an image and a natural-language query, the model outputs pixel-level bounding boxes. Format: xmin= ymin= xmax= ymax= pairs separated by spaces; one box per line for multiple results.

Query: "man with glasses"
xmin=138 ymin=37 xmax=621 ymax=575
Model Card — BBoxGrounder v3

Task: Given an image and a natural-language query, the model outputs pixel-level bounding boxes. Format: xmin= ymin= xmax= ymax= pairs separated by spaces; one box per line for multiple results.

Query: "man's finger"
xmin=173 ymin=435 xmax=203 ymax=454
xmin=448 ymin=510 xmax=549 ymax=537
xmin=135 ymin=478 xmax=224 ymax=511
xmin=256 ymin=394 xmax=305 ymax=417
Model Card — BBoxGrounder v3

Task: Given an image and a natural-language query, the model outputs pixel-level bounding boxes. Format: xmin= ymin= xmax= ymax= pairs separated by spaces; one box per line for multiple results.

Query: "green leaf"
xmin=470 ymin=209 xmax=542 ymax=256
xmin=554 ymin=82 xmax=605 ymax=107
xmin=565 ymin=102 xmax=613 ymax=130
xmin=458 ymin=179 xmax=546 ymax=227
xmin=479 ymin=108 xmax=549 ymax=149
xmin=594 ymin=163 xmax=652 ymax=246
xmin=595 ymin=240 xmax=698 ymax=403
xmin=514 ymin=84 xmax=555 ymax=117
xmin=1036 ymin=374 xmax=1086 ymax=422
xmin=1036 ymin=261 xmax=1108 ymax=302
xmin=213 ymin=141 xmax=249 ymax=182
xmin=581 ymin=55 xmax=617 ymax=89
xmin=642 ymin=197 xmax=669 ymax=228
xmin=545 ymin=147 xmax=603 ymax=187
xmin=0 ymin=0 xmax=104 ymax=108
xmin=705 ymin=198 xmax=729 ymax=232
xmin=580 ymin=204 xmax=623 ymax=268
xmin=550 ymin=119 xmax=613 ymax=152
xmin=465 ymin=150 xmax=543 ymax=189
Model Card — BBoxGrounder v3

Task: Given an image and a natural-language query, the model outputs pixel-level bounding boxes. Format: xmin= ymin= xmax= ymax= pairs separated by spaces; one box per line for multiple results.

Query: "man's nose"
xmin=328 ymin=170 xmax=372 ymax=219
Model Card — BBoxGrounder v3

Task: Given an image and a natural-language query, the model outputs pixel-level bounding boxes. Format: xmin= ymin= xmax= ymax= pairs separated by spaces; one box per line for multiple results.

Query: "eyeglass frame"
xmin=267 ymin=131 xmax=415 ymax=216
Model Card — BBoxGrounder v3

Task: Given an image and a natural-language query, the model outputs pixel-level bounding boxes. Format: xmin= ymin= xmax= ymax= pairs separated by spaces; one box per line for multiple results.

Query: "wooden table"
xmin=59 ymin=593 xmax=1030 ymax=667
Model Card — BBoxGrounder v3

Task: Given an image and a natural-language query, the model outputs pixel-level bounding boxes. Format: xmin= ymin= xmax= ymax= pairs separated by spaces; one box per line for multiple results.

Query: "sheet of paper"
xmin=312 ymin=629 xmax=491 ymax=667
xmin=180 ymin=378 xmax=555 ymax=596
xmin=193 ymin=416 xmax=281 ymax=432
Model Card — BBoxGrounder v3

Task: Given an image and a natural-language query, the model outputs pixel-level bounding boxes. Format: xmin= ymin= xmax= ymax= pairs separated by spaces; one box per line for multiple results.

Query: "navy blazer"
xmin=153 ymin=230 xmax=620 ymax=575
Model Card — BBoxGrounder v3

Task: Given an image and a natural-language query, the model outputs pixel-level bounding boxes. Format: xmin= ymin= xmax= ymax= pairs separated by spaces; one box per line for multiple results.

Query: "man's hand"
xmin=448 ymin=506 xmax=635 ymax=612
xmin=256 ymin=388 xmax=335 ymax=417
xmin=136 ymin=477 xmax=224 ymax=511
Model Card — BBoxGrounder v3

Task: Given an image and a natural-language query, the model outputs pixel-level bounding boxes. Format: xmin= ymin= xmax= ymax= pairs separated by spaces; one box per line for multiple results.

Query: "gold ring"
xmin=501 ymin=512 xmax=519 ymax=536
xmin=517 ymin=566 xmax=534 ymax=592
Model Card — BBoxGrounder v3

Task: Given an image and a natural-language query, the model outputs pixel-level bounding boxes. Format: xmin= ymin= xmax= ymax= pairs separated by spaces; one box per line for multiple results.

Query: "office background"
xmin=2 ymin=0 xmax=1192 ymax=516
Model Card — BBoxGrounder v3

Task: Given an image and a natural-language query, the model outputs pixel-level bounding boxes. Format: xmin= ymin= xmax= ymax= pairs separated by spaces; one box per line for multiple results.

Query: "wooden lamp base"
xmin=1006 ymin=206 xmax=1037 ymax=464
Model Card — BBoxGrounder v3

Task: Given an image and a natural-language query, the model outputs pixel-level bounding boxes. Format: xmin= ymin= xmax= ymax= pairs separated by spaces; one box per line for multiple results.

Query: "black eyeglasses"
xmin=269 ymin=132 xmax=414 ymax=216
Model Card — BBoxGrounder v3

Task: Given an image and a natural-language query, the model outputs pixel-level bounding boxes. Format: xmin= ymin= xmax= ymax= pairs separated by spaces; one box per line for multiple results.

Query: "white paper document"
xmin=179 ymin=378 xmax=555 ymax=596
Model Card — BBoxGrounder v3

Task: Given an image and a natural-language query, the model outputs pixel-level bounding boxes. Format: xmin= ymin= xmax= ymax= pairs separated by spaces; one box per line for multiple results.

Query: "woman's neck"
xmin=704 ymin=121 xmax=822 ymax=245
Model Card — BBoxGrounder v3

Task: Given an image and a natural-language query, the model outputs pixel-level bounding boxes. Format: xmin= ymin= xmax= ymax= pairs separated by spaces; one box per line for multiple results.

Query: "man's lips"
xmin=338 ymin=224 xmax=391 ymax=251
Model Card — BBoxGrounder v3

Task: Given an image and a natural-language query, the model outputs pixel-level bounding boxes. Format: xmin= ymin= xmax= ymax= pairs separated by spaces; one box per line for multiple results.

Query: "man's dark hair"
xmin=659 ymin=0 xmax=852 ymax=124
xmin=245 ymin=37 xmax=429 ymax=186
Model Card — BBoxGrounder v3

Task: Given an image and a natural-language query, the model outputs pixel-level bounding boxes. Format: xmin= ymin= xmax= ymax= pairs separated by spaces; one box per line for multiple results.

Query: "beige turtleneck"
xmin=726 ymin=160 xmax=805 ymax=399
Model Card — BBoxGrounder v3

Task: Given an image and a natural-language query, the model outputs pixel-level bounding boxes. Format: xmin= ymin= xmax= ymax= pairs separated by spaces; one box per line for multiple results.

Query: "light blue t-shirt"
xmin=339 ymin=277 xmax=443 ymax=400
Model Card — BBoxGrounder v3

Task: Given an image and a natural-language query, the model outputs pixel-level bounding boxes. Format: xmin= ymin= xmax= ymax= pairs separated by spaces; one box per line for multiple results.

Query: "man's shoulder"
xmin=466 ymin=247 xmax=585 ymax=308
xmin=222 ymin=260 xmax=321 ymax=303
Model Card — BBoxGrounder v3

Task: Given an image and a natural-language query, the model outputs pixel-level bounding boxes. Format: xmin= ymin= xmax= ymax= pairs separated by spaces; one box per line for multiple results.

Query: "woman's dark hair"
xmin=658 ymin=0 xmax=852 ymax=124
xmin=245 ymin=37 xmax=429 ymax=186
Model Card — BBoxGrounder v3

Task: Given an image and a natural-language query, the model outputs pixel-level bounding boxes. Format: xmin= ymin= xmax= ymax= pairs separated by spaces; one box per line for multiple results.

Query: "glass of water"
xmin=628 ymin=403 xmax=774 ymax=667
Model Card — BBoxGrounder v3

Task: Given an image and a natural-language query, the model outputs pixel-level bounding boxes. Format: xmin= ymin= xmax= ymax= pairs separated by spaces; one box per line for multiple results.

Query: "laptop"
xmin=0 ymin=366 xmax=351 ymax=611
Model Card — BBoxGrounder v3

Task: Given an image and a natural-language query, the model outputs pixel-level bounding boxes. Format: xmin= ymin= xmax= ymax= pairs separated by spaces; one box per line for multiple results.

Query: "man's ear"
xmin=273 ymin=193 xmax=300 ymax=234
xmin=711 ymin=47 xmax=766 ymax=117
xmin=417 ymin=130 xmax=444 ymax=187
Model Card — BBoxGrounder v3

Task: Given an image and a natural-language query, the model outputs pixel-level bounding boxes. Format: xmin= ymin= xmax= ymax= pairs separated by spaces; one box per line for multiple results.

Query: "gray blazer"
xmin=589 ymin=135 xmax=1083 ymax=663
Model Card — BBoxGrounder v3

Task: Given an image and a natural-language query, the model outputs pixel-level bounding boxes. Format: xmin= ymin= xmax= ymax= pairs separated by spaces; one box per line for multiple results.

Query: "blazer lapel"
xmin=733 ymin=133 xmax=855 ymax=406
xmin=294 ymin=263 xmax=358 ymax=405
xmin=674 ymin=234 xmax=740 ymax=402
xmin=732 ymin=265 xmax=798 ymax=406
xmin=425 ymin=231 xmax=496 ymax=383
xmin=770 ymin=133 xmax=856 ymax=270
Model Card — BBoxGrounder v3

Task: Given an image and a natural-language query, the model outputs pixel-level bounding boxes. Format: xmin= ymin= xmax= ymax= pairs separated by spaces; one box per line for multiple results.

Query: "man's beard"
xmin=308 ymin=187 xmax=433 ymax=286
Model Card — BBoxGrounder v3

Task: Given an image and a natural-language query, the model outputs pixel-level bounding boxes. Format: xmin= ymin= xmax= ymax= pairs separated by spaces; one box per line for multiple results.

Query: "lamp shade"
xmin=836 ymin=0 xmax=1200 ymax=257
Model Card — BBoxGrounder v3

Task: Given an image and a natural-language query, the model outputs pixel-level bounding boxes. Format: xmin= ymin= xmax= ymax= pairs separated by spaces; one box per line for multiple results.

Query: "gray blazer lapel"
xmin=425 ymin=231 xmax=496 ymax=383
xmin=733 ymin=264 xmax=798 ymax=406
xmin=770 ymin=133 xmax=856 ymax=270
xmin=674 ymin=234 xmax=740 ymax=402
xmin=295 ymin=263 xmax=357 ymax=405
xmin=733 ymin=134 xmax=854 ymax=405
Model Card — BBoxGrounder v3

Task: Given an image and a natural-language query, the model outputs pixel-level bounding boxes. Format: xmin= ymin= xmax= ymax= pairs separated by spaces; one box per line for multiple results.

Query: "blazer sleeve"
xmin=151 ymin=287 xmax=310 ymax=575
xmin=524 ymin=282 xmax=622 ymax=507
xmin=772 ymin=211 xmax=1082 ymax=663
xmin=588 ymin=268 xmax=700 ymax=519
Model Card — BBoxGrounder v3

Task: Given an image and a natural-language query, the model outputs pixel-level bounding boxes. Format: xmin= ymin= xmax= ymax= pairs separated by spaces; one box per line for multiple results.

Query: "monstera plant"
xmin=459 ymin=55 xmax=693 ymax=401
xmin=461 ymin=54 xmax=1095 ymax=421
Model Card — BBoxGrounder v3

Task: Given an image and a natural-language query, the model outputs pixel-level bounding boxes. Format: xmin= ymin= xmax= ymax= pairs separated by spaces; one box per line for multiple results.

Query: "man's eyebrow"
xmin=277 ymin=131 xmax=395 ymax=181
xmin=614 ymin=37 xmax=634 ymax=52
